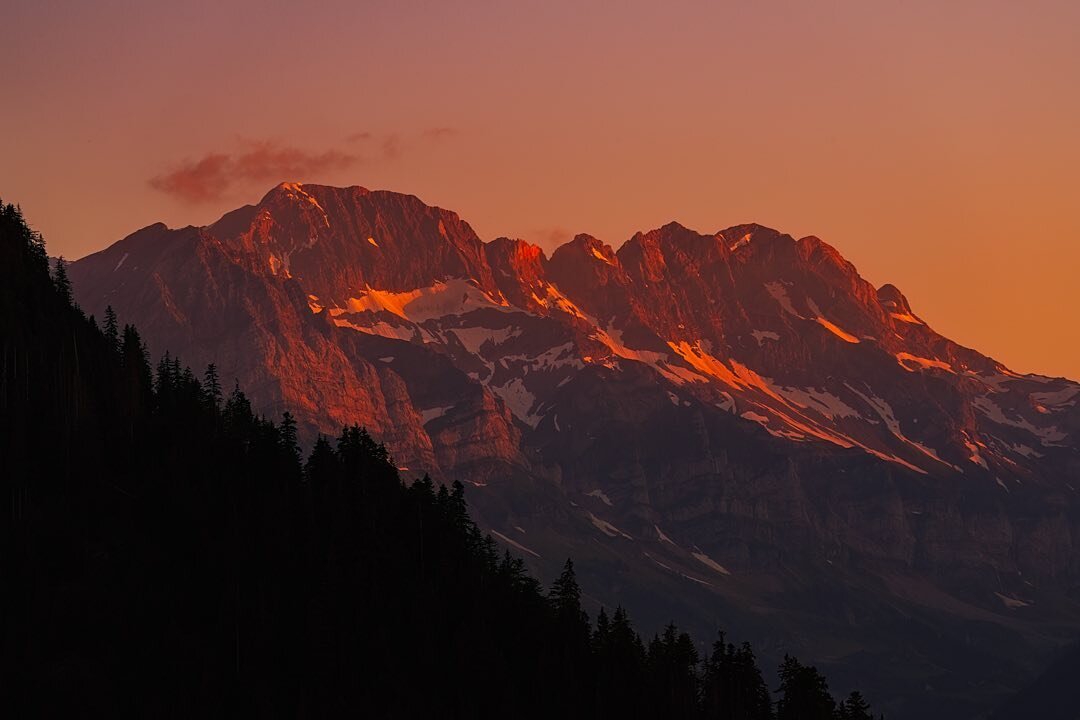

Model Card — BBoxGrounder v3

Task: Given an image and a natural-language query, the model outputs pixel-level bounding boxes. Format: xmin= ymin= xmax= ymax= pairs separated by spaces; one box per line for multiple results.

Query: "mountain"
xmin=71 ymin=182 xmax=1080 ymax=718
xmin=10 ymin=198 xmax=825 ymax=719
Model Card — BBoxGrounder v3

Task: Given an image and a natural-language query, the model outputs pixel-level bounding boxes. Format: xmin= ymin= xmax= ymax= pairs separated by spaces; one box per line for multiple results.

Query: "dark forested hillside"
xmin=1 ymin=200 xmax=877 ymax=718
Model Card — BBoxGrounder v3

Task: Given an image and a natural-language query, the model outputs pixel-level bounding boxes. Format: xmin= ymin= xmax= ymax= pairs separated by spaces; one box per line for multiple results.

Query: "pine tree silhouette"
xmin=51 ymin=255 xmax=74 ymax=308
xmin=838 ymin=690 xmax=874 ymax=720
xmin=103 ymin=305 xmax=119 ymax=351
xmin=202 ymin=363 xmax=223 ymax=409
xmin=776 ymin=655 xmax=836 ymax=720
xmin=280 ymin=411 xmax=300 ymax=461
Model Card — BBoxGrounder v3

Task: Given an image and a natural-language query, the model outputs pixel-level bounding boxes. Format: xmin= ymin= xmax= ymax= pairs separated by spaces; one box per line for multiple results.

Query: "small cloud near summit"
xmin=153 ymin=128 xmax=464 ymax=204
xmin=528 ymin=226 xmax=573 ymax=250
xmin=149 ymin=139 xmax=357 ymax=204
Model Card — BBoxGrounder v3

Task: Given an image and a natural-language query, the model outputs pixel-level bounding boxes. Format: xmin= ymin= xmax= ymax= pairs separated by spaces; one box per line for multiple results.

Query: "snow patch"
xmin=491 ymin=378 xmax=541 ymax=428
xmin=644 ymin=552 xmax=676 ymax=572
xmin=964 ymin=437 xmax=988 ymax=469
xmin=586 ymin=489 xmax=613 ymax=506
xmin=752 ymin=330 xmax=780 ymax=345
xmin=715 ymin=391 xmax=735 ymax=412
xmin=896 ymin=353 xmax=953 ymax=373
xmin=490 ymin=530 xmax=541 ymax=558
xmin=815 ymin=317 xmax=860 ymax=344
xmin=449 ymin=326 xmax=522 ymax=355
xmin=845 ymin=385 xmax=956 ymax=473
xmin=343 ymin=278 xmax=511 ymax=323
xmin=537 ymin=283 xmax=589 ymax=319
xmin=590 ymin=247 xmax=614 ymax=265
xmin=973 ymin=397 xmax=1067 ymax=446
xmin=113 ymin=252 xmax=129 ymax=272
xmin=890 ymin=312 xmax=924 ymax=325
xmin=1006 ymin=441 xmax=1042 ymax=459
xmin=728 ymin=232 xmax=753 ymax=251
xmin=587 ymin=513 xmax=632 ymax=539
xmin=279 ymin=183 xmax=329 ymax=225
xmin=420 ymin=405 xmax=454 ymax=423
xmin=691 ymin=550 xmax=731 ymax=576
xmin=332 ymin=317 xmax=416 ymax=342
xmin=764 ymin=281 xmax=802 ymax=317
xmin=994 ymin=592 xmax=1031 ymax=610
xmin=1031 ymin=386 xmax=1080 ymax=409
xmin=775 ymin=386 xmax=861 ymax=420
xmin=681 ymin=573 xmax=714 ymax=587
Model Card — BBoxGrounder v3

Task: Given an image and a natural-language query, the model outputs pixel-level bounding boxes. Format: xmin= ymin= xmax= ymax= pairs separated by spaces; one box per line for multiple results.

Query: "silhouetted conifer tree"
xmin=703 ymin=632 xmax=774 ymax=719
xmin=551 ymin=559 xmax=588 ymax=627
xmin=776 ymin=655 xmax=836 ymax=720
xmin=52 ymin=255 xmax=74 ymax=308
xmin=837 ymin=690 xmax=874 ymax=720
xmin=280 ymin=411 xmax=300 ymax=461
xmin=202 ymin=363 xmax=222 ymax=408
xmin=103 ymin=305 xmax=119 ymax=351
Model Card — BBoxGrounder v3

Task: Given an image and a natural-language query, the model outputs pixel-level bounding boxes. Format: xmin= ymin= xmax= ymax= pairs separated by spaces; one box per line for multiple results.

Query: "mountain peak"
xmin=657 ymin=220 xmax=693 ymax=234
xmin=262 ymin=181 xmax=368 ymax=198
xmin=486 ymin=236 xmax=546 ymax=262
xmin=641 ymin=221 xmax=711 ymax=244
xmin=551 ymin=233 xmax=620 ymax=267
xmin=715 ymin=223 xmax=785 ymax=252
xmin=878 ymin=283 xmax=919 ymax=319
xmin=260 ymin=181 xmax=307 ymax=203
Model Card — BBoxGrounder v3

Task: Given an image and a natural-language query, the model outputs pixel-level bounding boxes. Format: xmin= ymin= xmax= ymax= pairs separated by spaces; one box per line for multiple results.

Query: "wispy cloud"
xmin=149 ymin=140 xmax=358 ymax=203
xmin=533 ymin=226 xmax=573 ymax=248
xmin=151 ymin=128 xmax=463 ymax=203
xmin=149 ymin=153 xmax=236 ymax=204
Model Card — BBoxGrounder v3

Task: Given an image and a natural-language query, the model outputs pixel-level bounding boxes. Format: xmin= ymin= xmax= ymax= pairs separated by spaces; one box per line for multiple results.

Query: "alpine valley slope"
xmin=71 ymin=183 xmax=1080 ymax=718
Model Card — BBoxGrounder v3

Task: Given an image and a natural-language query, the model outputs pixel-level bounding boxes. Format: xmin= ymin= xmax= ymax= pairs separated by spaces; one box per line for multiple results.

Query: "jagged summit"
xmin=877 ymin=283 xmax=915 ymax=315
xmin=71 ymin=181 xmax=1076 ymax=479
xmin=716 ymin=223 xmax=785 ymax=251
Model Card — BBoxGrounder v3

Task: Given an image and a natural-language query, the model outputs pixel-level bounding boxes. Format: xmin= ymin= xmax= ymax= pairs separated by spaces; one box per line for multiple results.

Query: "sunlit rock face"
xmin=72 ymin=183 xmax=1080 ymax=719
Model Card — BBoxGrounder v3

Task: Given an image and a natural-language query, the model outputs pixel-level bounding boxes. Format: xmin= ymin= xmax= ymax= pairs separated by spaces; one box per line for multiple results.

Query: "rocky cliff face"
xmin=71 ymin=183 xmax=1080 ymax=718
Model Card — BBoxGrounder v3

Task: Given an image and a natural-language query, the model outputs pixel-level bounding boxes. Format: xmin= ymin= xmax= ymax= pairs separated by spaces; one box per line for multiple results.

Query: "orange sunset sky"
xmin=3 ymin=0 xmax=1079 ymax=379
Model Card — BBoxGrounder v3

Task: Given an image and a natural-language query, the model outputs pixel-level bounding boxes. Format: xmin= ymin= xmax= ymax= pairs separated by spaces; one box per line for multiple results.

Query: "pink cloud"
xmin=149 ymin=141 xmax=358 ymax=203
xmin=151 ymin=129 xmax=462 ymax=203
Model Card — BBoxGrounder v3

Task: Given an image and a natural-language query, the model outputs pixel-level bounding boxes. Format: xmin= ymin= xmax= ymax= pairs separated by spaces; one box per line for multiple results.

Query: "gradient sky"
xmin=3 ymin=0 xmax=1079 ymax=379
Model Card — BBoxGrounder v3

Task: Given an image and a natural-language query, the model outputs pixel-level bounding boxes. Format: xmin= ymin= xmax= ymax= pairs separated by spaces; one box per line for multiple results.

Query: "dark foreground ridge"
xmin=2 ymin=203 xmax=883 ymax=717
